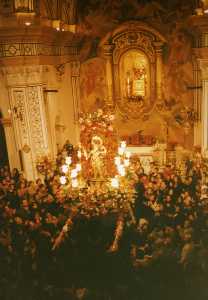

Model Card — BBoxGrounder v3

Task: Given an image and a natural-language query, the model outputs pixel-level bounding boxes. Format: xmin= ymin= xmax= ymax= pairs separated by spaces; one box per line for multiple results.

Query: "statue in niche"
xmin=88 ymin=135 xmax=107 ymax=180
xmin=121 ymin=50 xmax=148 ymax=104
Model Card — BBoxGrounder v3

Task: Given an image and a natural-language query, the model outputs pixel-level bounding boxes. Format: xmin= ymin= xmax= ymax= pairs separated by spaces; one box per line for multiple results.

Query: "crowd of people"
xmin=1 ymin=144 xmax=208 ymax=299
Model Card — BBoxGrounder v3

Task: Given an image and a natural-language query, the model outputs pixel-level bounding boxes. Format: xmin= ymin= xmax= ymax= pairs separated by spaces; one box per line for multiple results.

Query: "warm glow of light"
xmin=76 ymin=163 xmax=82 ymax=171
xmin=60 ymin=176 xmax=66 ymax=185
xmin=72 ymin=179 xmax=79 ymax=188
xmin=62 ymin=164 xmax=69 ymax=174
xmin=71 ymin=169 xmax=78 ymax=178
xmin=118 ymin=147 xmax=125 ymax=156
xmin=117 ymin=164 xmax=126 ymax=176
xmin=111 ymin=177 xmax=119 ymax=188
xmin=77 ymin=150 xmax=82 ymax=158
xmin=120 ymin=141 xmax=126 ymax=149
xmin=115 ymin=156 xmax=121 ymax=166
xmin=126 ymin=151 xmax=131 ymax=158
xmin=66 ymin=156 xmax=72 ymax=165
xmin=25 ymin=22 xmax=31 ymax=26
xmin=124 ymin=159 xmax=130 ymax=167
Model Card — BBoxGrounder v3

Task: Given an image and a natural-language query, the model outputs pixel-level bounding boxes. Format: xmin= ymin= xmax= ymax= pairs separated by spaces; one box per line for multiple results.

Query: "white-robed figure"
xmin=88 ymin=135 xmax=107 ymax=180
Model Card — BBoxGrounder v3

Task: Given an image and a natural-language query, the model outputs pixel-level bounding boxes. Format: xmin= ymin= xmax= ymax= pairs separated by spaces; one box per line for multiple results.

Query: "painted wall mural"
xmin=80 ymin=58 xmax=107 ymax=113
xmin=78 ymin=0 xmax=196 ymax=149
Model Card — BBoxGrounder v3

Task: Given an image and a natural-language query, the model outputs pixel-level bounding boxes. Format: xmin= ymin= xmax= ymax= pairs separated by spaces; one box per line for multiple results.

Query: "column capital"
xmin=102 ymin=43 xmax=114 ymax=57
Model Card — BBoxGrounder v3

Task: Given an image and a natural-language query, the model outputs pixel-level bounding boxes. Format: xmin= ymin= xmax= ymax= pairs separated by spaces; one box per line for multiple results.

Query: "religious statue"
xmin=88 ymin=135 xmax=107 ymax=180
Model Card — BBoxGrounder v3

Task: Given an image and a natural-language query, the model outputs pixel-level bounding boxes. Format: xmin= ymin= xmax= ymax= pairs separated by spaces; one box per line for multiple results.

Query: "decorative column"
xmin=103 ymin=43 xmax=114 ymax=107
xmin=70 ymin=61 xmax=80 ymax=122
xmin=3 ymin=66 xmax=50 ymax=180
xmin=199 ymin=60 xmax=208 ymax=154
xmin=193 ymin=60 xmax=202 ymax=147
xmin=70 ymin=61 xmax=81 ymax=144
xmin=154 ymin=42 xmax=163 ymax=100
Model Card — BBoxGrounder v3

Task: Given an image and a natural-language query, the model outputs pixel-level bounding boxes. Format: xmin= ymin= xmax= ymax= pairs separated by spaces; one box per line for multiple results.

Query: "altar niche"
xmin=120 ymin=49 xmax=150 ymax=104
xmin=101 ymin=21 xmax=166 ymax=119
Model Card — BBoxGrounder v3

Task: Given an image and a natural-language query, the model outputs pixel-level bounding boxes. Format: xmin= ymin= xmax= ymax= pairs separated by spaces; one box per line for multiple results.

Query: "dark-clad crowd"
xmin=1 ymin=146 xmax=208 ymax=300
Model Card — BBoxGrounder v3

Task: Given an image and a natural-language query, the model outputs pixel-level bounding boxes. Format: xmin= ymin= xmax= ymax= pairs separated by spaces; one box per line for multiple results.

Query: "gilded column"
xmin=70 ymin=61 xmax=80 ymax=122
xmin=199 ymin=59 xmax=208 ymax=154
xmin=193 ymin=59 xmax=201 ymax=147
xmin=154 ymin=42 xmax=163 ymax=101
xmin=103 ymin=43 xmax=114 ymax=107
xmin=70 ymin=61 xmax=81 ymax=144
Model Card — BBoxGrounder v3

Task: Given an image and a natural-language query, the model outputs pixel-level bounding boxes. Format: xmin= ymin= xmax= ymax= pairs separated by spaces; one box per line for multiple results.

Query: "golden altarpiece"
xmin=99 ymin=21 xmax=166 ymax=167
xmin=101 ymin=21 xmax=165 ymax=116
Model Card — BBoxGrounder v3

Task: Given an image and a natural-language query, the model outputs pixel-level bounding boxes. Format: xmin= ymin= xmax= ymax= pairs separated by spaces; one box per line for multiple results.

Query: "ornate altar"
xmin=101 ymin=21 xmax=166 ymax=120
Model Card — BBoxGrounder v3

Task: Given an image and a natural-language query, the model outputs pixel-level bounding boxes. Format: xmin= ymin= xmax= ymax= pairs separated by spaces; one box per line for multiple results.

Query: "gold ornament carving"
xmin=22 ymin=144 xmax=31 ymax=153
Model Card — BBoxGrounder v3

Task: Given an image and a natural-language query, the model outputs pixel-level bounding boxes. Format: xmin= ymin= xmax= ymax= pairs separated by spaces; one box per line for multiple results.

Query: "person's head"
xmin=137 ymin=218 xmax=149 ymax=233
xmin=22 ymin=199 xmax=29 ymax=209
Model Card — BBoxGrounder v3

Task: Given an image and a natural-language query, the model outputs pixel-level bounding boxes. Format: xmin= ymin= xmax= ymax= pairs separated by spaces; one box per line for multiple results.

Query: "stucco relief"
xmin=11 ymin=88 xmax=29 ymax=147
xmin=2 ymin=65 xmax=48 ymax=86
xmin=27 ymin=86 xmax=48 ymax=156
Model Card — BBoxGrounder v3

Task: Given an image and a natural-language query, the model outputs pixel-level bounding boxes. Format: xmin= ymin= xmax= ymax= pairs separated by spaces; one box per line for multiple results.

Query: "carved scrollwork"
xmin=113 ymin=31 xmax=155 ymax=64
xmin=27 ymin=86 xmax=47 ymax=155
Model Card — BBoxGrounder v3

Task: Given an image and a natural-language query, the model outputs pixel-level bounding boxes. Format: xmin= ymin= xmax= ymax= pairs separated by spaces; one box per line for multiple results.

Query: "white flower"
xmin=63 ymin=224 xmax=68 ymax=232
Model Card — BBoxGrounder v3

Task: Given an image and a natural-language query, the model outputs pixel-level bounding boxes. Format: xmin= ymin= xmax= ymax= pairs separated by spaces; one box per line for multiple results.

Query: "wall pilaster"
xmin=103 ymin=44 xmax=114 ymax=107
xmin=198 ymin=59 xmax=208 ymax=153
xmin=3 ymin=65 xmax=50 ymax=179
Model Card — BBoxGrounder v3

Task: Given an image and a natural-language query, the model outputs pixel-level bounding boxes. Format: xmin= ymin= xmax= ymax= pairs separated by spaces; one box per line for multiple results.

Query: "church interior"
xmin=1 ymin=0 xmax=208 ymax=299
